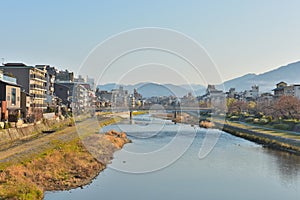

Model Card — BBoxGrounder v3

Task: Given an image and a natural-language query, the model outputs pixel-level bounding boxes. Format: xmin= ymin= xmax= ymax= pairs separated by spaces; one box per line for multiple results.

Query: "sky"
xmin=1 ymin=0 xmax=300 ymax=85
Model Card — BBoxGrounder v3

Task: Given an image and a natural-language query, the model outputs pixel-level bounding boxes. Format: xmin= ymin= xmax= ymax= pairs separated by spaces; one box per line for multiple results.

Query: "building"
xmin=36 ymin=65 xmax=56 ymax=106
xmin=181 ymin=92 xmax=197 ymax=107
xmin=243 ymin=85 xmax=259 ymax=101
xmin=0 ymin=63 xmax=47 ymax=110
xmin=55 ymin=69 xmax=74 ymax=82
xmin=111 ymin=86 xmax=129 ymax=107
xmin=0 ymin=80 xmax=21 ymax=121
xmin=201 ymin=85 xmax=225 ymax=108
xmin=54 ymin=82 xmax=90 ymax=113
xmin=74 ymin=75 xmax=85 ymax=83
xmin=20 ymin=91 xmax=32 ymax=120
xmin=227 ymin=88 xmax=236 ymax=99
xmin=273 ymin=81 xmax=300 ymax=99
xmin=257 ymin=92 xmax=274 ymax=105
xmin=133 ymin=88 xmax=143 ymax=100
xmin=54 ymin=83 xmax=71 ymax=107
xmin=294 ymin=85 xmax=300 ymax=99
xmin=86 ymin=76 xmax=95 ymax=91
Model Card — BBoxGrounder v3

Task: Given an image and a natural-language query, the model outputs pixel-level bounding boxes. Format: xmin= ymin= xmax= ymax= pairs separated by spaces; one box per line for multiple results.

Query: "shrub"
xmin=258 ymin=118 xmax=269 ymax=125
xmin=68 ymin=118 xmax=75 ymax=127
xmin=293 ymin=124 xmax=300 ymax=132
xmin=229 ymin=116 xmax=240 ymax=121
xmin=4 ymin=122 xmax=12 ymax=129
xmin=266 ymin=115 xmax=273 ymax=123
xmin=283 ymin=119 xmax=298 ymax=125
xmin=273 ymin=124 xmax=290 ymax=130
xmin=8 ymin=114 xmax=18 ymax=122
xmin=245 ymin=117 xmax=254 ymax=123
xmin=253 ymin=118 xmax=260 ymax=124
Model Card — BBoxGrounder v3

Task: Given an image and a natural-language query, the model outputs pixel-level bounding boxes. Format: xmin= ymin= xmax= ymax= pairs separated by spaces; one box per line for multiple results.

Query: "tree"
xmin=275 ymin=96 xmax=300 ymax=119
xmin=247 ymin=101 xmax=257 ymax=114
xmin=227 ymin=100 xmax=248 ymax=115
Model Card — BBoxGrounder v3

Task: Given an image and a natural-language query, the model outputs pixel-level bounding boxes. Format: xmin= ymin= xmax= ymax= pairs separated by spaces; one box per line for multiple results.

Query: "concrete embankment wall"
xmin=0 ymin=119 xmax=72 ymax=146
xmin=214 ymin=122 xmax=300 ymax=154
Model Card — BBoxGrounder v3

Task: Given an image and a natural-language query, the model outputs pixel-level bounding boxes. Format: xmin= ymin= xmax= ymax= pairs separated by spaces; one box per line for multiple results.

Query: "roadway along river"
xmin=45 ymin=115 xmax=300 ymax=200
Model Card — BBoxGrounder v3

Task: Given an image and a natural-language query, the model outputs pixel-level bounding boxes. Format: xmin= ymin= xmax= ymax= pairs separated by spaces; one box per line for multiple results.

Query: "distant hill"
xmin=97 ymin=82 xmax=205 ymax=98
xmin=97 ymin=60 xmax=300 ymax=96
xmin=222 ymin=61 xmax=300 ymax=92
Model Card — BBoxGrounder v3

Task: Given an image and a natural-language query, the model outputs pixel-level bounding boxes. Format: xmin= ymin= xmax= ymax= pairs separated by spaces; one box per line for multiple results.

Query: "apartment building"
xmin=36 ymin=65 xmax=56 ymax=105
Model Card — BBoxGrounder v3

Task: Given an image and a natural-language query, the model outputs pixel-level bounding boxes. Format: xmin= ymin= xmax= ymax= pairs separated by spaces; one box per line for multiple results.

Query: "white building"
xmin=293 ymin=84 xmax=300 ymax=99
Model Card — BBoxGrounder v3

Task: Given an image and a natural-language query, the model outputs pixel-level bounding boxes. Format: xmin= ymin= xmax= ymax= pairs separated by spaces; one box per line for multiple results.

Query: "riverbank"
xmin=160 ymin=112 xmax=300 ymax=154
xmin=213 ymin=120 xmax=300 ymax=154
xmin=0 ymin=116 xmax=131 ymax=200
xmin=197 ymin=115 xmax=300 ymax=154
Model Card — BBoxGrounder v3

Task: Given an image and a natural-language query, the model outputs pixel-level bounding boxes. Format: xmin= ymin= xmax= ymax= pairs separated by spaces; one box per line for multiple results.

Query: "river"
xmin=45 ymin=115 xmax=300 ymax=200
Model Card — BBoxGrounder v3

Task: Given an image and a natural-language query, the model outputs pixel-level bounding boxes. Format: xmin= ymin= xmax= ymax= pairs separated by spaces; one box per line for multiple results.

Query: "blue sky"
xmin=1 ymin=0 xmax=300 ymax=84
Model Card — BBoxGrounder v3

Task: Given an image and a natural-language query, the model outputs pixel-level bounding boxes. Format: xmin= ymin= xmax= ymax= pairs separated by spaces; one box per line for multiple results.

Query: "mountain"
xmin=97 ymin=60 xmax=300 ymax=96
xmin=97 ymin=82 xmax=204 ymax=98
xmin=222 ymin=61 xmax=300 ymax=92
xmin=97 ymin=83 xmax=118 ymax=91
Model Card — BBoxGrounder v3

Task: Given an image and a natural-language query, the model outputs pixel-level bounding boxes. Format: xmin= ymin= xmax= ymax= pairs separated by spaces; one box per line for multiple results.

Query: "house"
xmin=20 ymin=91 xmax=32 ymax=119
xmin=55 ymin=69 xmax=74 ymax=82
xmin=200 ymin=84 xmax=225 ymax=108
xmin=293 ymin=84 xmax=300 ymax=99
xmin=243 ymin=85 xmax=259 ymax=101
xmin=54 ymin=83 xmax=70 ymax=107
xmin=273 ymin=81 xmax=300 ymax=99
xmin=0 ymin=80 xmax=21 ymax=121
xmin=257 ymin=92 xmax=274 ymax=105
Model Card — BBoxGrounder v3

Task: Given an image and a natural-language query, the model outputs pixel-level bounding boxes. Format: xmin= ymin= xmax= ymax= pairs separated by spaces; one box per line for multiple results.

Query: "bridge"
xmin=95 ymin=105 xmax=214 ymax=120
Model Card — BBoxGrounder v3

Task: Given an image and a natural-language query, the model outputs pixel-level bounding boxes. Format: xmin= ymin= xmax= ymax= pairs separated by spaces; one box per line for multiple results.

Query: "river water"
xmin=45 ymin=115 xmax=300 ymax=200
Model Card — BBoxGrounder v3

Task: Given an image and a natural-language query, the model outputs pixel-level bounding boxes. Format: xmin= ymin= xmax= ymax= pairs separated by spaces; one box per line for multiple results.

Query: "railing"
xmin=32 ymin=94 xmax=46 ymax=99
xmin=30 ymin=84 xmax=46 ymax=90
xmin=31 ymin=103 xmax=47 ymax=108
xmin=30 ymin=74 xmax=46 ymax=81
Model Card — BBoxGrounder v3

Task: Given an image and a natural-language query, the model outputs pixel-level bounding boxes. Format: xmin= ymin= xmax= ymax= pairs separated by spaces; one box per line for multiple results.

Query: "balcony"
xmin=32 ymin=94 xmax=46 ymax=99
xmin=30 ymin=84 xmax=46 ymax=91
xmin=31 ymin=103 xmax=47 ymax=108
xmin=30 ymin=74 xmax=47 ymax=82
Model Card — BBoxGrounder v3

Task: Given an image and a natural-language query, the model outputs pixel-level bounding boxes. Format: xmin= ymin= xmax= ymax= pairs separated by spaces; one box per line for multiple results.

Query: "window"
xmin=11 ymin=88 xmax=16 ymax=105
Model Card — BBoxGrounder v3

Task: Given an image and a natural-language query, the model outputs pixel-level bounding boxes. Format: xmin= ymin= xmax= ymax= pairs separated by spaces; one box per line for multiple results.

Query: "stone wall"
xmin=0 ymin=119 xmax=71 ymax=145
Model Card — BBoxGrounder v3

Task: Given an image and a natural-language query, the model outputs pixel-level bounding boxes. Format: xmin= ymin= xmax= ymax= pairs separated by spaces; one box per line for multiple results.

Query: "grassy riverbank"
xmin=197 ymin=115 xmax=300 ymax=154
xmin=214 ymin=120 xmax=300 ymax=154
xmin=168 ymin=112 xmax=300 ymax=154
xmin=0 ymin=116 xmax=130 ymax=200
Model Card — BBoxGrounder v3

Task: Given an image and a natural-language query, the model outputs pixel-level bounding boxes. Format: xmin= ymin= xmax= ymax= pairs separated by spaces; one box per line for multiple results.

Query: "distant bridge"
xmin=95 ymin=106 xmax=214 ymax=120
xmin=96 ymin=106 xmax=213 ymax=112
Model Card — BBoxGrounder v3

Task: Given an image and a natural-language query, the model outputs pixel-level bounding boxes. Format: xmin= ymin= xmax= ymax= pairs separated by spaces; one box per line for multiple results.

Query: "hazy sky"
xmin=1 ymin=0 xmax=300 ymax=84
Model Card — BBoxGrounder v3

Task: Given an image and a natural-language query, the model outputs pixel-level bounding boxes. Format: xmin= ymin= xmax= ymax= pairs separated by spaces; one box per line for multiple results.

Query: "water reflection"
xmin=264 ymin=148 xmax=300 ymax=186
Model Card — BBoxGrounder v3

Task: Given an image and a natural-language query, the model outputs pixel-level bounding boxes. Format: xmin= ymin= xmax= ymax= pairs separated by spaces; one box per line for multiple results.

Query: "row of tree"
xmin=227 ymin=96 xmax=300 ymax=120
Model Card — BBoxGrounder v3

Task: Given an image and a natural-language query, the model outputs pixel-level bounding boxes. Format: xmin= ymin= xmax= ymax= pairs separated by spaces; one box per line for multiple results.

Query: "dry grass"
xmin=0 ymin=117 xmax=130 ymax=200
